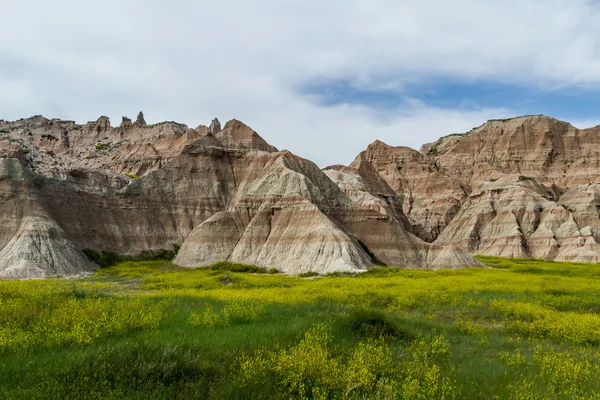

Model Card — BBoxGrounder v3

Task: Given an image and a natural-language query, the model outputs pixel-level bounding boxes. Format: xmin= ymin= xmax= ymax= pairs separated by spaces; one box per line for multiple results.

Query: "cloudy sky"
xmin=2 ymin=0 xmax=600 ymax=166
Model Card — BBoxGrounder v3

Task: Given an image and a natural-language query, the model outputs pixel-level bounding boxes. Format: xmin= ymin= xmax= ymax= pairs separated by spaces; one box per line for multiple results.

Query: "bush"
xmin=298 ymin=271 xmax=320 ymax=278
xmin=236 ymin=324 xmax=456 ymax=399
xmin=223 ymin=302 xmax=266 ymax=324
xmin=83 ymin=244 xmax=181 ymax=268
xmin=209 ymin=261 xmax=266 ymax=274
xmin=188 ymin=306 xmax=220 ymax=327
xmin=345 ymin=309 xmax=405 ymax=340
xmin=518 ymin=175 xmax=534 ymax=182
xmin=0 ymin=283 xmax=165 ymax=353
xmin=83 ymin=249 xmax=123 ymax=268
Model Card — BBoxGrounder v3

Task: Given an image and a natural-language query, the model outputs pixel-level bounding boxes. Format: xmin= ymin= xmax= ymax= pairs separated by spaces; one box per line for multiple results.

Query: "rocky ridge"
xmin=357 ymin=115 xmax=600 ymax=263
xmin=0 ymin=113 xmax=480 ymax=278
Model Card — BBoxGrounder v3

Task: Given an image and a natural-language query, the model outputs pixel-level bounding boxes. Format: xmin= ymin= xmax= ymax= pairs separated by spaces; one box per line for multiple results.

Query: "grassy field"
xmin=2 ymin=257 xmax=600 ymax=399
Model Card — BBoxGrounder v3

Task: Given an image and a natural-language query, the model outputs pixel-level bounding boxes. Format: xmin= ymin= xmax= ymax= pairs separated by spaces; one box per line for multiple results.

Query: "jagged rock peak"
xmin=208 ymin=118 xmax=221 ymax=134
xmin=219 ymin=119 xmax=278 ymax=152
xmin=135 ymin=111 xmax=146 ymax=127
xmin=352 ymin=113 xmax=600 ymax=264
xmin=120 ymin=116 xmax=133 ymax=129
xmin=365 ymin=139 xmax=421 ymax=155
xmin=95 ymin=116 xmax=111 ymax=131
xmin=368 ymin=139 xmax=390 ymax=148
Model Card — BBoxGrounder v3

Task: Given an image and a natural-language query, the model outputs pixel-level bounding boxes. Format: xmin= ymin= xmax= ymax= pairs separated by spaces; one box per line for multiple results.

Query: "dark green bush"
xmin=345 ymin=309 xmax=407 ymax=340
xmin=83 ymin=244 xmax=180 ymax=268
xmin=298 ymin=271 xmax=320 ymax=278
xmin=518 ymin=175 xmax=534 ymax=182
xmin=209 ymin=261 xmax=266 ymax=274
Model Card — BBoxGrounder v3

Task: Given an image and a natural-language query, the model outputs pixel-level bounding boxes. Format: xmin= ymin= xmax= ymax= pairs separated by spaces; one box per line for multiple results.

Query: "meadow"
xmin=1 ymin=256 xmax=600 ymax=399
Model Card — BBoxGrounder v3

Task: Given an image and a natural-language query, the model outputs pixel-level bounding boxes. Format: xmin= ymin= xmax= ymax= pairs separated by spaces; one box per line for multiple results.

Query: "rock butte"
xmin=2 ymin=113 xmax=599 ymax=278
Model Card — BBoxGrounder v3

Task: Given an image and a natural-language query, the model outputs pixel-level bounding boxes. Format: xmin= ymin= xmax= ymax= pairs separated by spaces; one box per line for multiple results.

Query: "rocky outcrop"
xmin=208 ymin=118 xmax=221 ymax=134
xmin=175 ymin=150 xmax=373 ymax=274
xmin=0 ymin=114 xmax=481 ymax=278
xmin=135 ymin=111 xmax=147 ymax=127
xmin=322 ymin=161 xmax=481 ymax=270
xmin=356 ymin=140 xmax=466 ymax=242
xmin=5 ymin=111 xmax=600 ymax=278
xmin=355 ymin=115 xmax=600 ymax=263
xmin=216 ymin=119 xmax=278 ymax=152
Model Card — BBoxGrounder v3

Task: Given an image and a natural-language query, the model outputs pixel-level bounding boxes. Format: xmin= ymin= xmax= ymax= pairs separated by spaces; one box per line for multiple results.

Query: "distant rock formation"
xmin=120 ymin=116 xmax=133 ymax=129
xmin=16 ymin=112 xmax=600 ymax=277
xmin=0 ymin=113 xmax=481 ymax=278
xmin=355 ymin=115 xmax=600 ymax=263
xmin=135 ymin=111 xmax=146 ymax=127
xmin=208 ymin=118 xmax=221 ymax=134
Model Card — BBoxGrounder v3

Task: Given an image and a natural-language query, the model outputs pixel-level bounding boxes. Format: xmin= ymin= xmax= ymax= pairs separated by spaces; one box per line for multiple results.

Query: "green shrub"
xmin=125 ymin=173 xmax=141 ymax=179
xmin=223 ymin=302 xmax=266 ymax=324
xmin=298 ymin=271 xmax=320 ymax=278
xmin=83 ymin=249 xmax=123 ymax=268
xmin=345 ymin=309 xmax=405 ymax=340
xmin=188 ymin=306 xmax=220 ymax=327
xmin=83 ymin=244 xmax=180 ymax=268
xmin=518 ymin=175 xmax=534 ymax=182
xmin=209 ymin=261 xmax=266 ymax=274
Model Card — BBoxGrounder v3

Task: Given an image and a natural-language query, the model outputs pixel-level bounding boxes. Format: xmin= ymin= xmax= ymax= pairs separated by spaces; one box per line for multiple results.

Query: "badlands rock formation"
xmin=0 ymin=113 xmax=480 ymax=278
xmin=357 ymin=115 xmax=600 ymax=263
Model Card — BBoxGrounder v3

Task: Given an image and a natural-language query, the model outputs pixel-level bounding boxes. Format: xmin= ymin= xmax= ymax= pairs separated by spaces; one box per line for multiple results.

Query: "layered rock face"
xmin=0 ymin=114 xmax=480 ymax=278
xmin=356 ymin=115 xmax=600 ymax=263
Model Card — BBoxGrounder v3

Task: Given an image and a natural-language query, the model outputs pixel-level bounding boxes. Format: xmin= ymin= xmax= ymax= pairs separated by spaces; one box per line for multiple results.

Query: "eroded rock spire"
xmin=208 ymin=118 xmax=221 ymax=134
xmin=135 ymin=111 xmax=146 ymax=127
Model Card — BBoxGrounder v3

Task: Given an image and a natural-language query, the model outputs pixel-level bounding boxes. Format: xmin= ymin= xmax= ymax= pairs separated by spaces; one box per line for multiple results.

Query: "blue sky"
xmin=2 ymin=0 xmax=600 ymax=166
xmin=303 ymin=79 xmax=600 ymax=128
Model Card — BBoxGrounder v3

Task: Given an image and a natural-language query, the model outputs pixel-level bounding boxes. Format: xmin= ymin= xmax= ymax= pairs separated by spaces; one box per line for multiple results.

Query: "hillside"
xmin=356 ymin=115 xmax=600 ymax=263
xmin=0 ymin=113 xmax=478 ymax=278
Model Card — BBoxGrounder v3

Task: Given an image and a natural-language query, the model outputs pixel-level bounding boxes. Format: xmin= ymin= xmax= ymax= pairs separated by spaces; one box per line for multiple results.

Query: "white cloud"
xmin=1 ymin=0 xmax=600 ymax=165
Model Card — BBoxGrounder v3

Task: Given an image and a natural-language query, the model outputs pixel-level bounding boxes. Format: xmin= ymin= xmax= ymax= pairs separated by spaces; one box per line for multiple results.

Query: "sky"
xmin=2 ymin=0 xmax=600 ymax=167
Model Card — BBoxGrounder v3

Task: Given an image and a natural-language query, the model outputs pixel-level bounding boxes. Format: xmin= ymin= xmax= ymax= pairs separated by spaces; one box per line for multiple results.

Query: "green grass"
xmin=2 ymin=257 xmax=600 ymax=399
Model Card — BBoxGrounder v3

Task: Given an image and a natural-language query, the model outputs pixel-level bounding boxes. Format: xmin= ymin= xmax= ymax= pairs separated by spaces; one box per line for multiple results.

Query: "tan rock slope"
xmin=0 ymin=113 xmax=480 ymax=278
xmin=356 ymin=115 xmax=600 ymax=263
